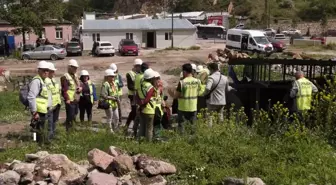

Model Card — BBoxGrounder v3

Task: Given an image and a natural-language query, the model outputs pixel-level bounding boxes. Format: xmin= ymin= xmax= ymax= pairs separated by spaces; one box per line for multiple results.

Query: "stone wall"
xmin=271 ymin=19 xmax=336 ymax=36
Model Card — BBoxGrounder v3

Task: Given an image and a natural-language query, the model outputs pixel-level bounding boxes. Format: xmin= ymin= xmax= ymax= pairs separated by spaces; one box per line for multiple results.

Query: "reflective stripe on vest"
xmin=47 ymin=78 xmax=61 ymax=107
xmin=104 ymin=81 xmax=118 ymax=108
xmin=296 ymin=78 xmax=313 ymax=111
xmin=33 ymin=76 xmax=49 ymax=114
xmin=127 ymin=71 xmax=136 ymax=95
xmin=115 ymin=75 xmax=123 ymax=96
xmin=154 ymin=88 xmax=164 ymax=116
xmin=178 ymin=76 xmax=201 ymax=112
xmin=64 ymin=73 xmax=77 ymax=101
xmin=81 ymin=80 xmax=94 ymax=103
xmin=135 ymin=73 xmax=144 ymax=92
xmin=139 ymin=81 xmax=155 ymax=115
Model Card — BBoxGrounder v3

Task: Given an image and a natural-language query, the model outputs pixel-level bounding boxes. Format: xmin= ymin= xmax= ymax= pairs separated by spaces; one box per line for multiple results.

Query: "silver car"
xmin=21 ymin=45 xmax=67 ymax=60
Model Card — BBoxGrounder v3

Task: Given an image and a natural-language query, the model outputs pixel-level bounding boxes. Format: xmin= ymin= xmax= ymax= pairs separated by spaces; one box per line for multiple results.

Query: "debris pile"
xmin=207 ymin=48 xmax=251 ymax=64
xmin=0 ymin=147 xmax=177 ymax=185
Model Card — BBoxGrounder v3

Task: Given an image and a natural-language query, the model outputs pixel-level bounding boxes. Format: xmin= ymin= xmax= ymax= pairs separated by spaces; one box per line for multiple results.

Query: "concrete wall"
xmin=292 ymin=39 xmax=322 ymax=46
xmin=0 ymin=24 xmax=73 ymax=47
xmin=156 ymin=30 xmax=196 ymax=49
xmin=326 ymin=37 xmax=336 ymax=44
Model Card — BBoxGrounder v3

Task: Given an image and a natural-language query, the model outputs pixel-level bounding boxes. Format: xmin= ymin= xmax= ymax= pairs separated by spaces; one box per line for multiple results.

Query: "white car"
xmin=264 ymin=28 xmax=276 ymax=36
xmin=282 ymin=29 xmax=301 ymax=35
xmin=95 ymin=41 xmax=115 ymax=56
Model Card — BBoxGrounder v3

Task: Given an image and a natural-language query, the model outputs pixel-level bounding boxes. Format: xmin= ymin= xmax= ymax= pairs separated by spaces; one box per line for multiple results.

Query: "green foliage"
xmin=0 ymin=92 xmax=29 ymax=123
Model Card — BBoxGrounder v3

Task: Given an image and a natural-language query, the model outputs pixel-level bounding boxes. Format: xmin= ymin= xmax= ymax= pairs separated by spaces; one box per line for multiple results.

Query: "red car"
xmin=118 ymin=39 xmax=139 ymax=56
xmin=267 ymin=37 xmax=286 ymax=52
xmin=310 ymin=35 xmax=326 ymax=45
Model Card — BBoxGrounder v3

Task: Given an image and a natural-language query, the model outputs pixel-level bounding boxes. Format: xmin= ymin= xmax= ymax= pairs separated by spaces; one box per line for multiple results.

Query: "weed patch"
xmin=0 ymin=92 xmax=29 ymax=123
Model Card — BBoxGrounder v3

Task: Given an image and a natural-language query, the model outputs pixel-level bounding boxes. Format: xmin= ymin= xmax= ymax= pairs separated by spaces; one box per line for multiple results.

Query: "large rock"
xmin=86 ymin=172 xmax=118 ymax=185
xmin=112 ymin=154 xmax=136 ymax=176
xmin=20 ymin=172 xmax=34 ymax=184
xmin=108 ymin=146 xmax=126 ymax=157
xmin=35 ymin=154 xmax=88 ymax=184
xmin=0 ymin=170 xmax=20 ymax=185
xmin=136 ymin=175 xmax=167 ymax=185
xmin=247 ymin=177 xmax=265 ymax=185
xmin=223 ymin=177 xmax=244 ymax=185
xmin=49 ymin=170 xmax=62 ymax=184
xmin=88 ymin=148 xmax=114 ymax=172
xmin=136 ymin=155 xmax=176 ymax=176
xmin=0 ymin=163 xmax=9 ymax=173
xmin=11 ymin=162 xmax=35 ymax=175
xmin=25 ymin=151 xmax=50 ymax=162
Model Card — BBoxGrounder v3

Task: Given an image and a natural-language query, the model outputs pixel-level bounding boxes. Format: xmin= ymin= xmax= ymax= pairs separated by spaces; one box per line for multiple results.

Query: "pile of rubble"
xmin=0 ymin=146 xmax=177 ymax=185
xmin=207 ymin=48 xmax=251 ymax=64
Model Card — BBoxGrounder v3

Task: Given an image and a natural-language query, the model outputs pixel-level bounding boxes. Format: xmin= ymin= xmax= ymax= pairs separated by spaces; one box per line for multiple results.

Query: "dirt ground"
xmin=0 ymin=41 xmax=224 ymax=137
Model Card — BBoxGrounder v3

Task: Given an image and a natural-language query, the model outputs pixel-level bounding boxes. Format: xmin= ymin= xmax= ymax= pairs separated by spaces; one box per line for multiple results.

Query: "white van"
xmin=226 ymin=29 xmax=274 ymax=53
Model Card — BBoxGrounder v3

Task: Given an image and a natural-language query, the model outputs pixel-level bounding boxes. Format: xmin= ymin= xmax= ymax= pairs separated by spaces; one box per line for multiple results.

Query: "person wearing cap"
xmin=101 ymin=69 xmax=120 ymax=132
xmin=79 ymin=70 xmax=97 ymax=123
xmin=168 ymin=63 xmax=203 ymax=133
xmin=125 ymin=58 xmax=143 ymax=131
xmin=109 ymin=63 xmax=124 ymax=124
xmin=61 ymin=59 xmax=82 ymax=131
xmin=137 ymin=68 xmax=156 ymax=141
xmin=46 ymin=62 xmax=61 ymax=139
xmin=196 ymin=65 xmax=208 ymax=113
xmin=28 ymin=61 xmax=53 ymax=143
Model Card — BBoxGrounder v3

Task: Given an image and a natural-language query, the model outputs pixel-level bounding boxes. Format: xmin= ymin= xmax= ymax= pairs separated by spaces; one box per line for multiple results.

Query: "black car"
xmin=66 ymin=42 xmax=82 ymax=56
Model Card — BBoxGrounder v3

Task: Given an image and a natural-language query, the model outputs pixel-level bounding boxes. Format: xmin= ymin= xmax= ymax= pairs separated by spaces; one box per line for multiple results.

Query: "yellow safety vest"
xmin=103 ymin=81 xmax=118 ymax=108
xmin=296 ymin=78 xmax=313 ymax=111
xmin=33 ymin=75 xmax=49 ymax=114
xmin=134 ymin=73 xmax=144 ymax=92
xmin=178 ymin=76 xmax=202 ymax=112
xmin=155 ymin=88 xmax=164 ymax=116
xmin=138 ymin=81 xmax=155 ymax=115
xmin=127 ymin=71 xmax=136 ymax=95
xmin=114 ymin=74 xmax=123 ymax=96
xmin=81 ymin=80 xmax=94 ymax=103
xmin=64 ymin=73 xmax=77 ymax=101
xmin=47 ymin=78 xmax=61 ymax=107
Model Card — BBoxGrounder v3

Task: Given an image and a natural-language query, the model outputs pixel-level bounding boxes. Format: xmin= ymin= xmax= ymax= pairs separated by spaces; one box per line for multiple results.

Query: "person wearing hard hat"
xmin=136 ymin=68 xmax=156 ymax=141
xmin=46 ymin=62 xmax=61 ymax=139
xmin=152 ymin=71 xmax=165 ymax=139
xmin=61 ymin=59 xmax=82 ymax=131
xmin=196 ymin=65 xmax=208 ymax=113
xmin=191 ymin=63 xmax=197 ymax=77
xmin=125 ymin=58 xmax=143 ymax=131
xmin=101 ymin=69 xmax=120 ymax=133
xmin=109 ymin=63 xmax=124 ymax=124
xmin=78 ymin=70 xmax=97 ymax=123
xmin=28 ymin=61 xmax=53 ymax=143
xmin=168 ymin=63 xmax=203 ymax=133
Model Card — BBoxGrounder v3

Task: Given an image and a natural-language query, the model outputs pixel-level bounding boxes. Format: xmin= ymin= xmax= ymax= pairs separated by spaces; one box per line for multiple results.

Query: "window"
xmin=100 ymin=43 xmax=112 ymax=46
xmin=165 ymin=32 xmax=172 ymax=40
xmin=34 ymin=46 xmax=44 ymax=51
xmin=249 ymin=37 xmax=256 ymax=45
xmin=228 ymin=34 xmax=241 ymax=42
xmin=41 ymin=28 xmax=46 ymax=39
xmin=97 ymin=33 xmax=100 ymax=41
xmin=126 ymin=33 xmax=133 ymax=40
xmin=24 ymin=32 xmax=30 ymax=40
xmin=44 ymin=46 xmax=54 ymax=51
xmin=92 ymin=33 xmax=96 ymax=41
xmin=55 ymin=28 xmax=63 ymax=39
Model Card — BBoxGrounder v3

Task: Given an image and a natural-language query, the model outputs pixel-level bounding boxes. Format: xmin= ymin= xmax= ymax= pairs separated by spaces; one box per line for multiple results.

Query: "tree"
xmin=0 ymin=0 xmax=64 ymax=45
xmin=63 ymin=0 xmax=91 ymax=25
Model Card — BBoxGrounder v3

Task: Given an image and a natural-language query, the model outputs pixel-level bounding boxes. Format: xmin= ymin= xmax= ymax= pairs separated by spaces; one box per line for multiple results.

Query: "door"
xmin=248 ymin=37 xmax=257 ymax=50
xmin=31 ymin=46 xmax=44 ymax=59
xmin=43 ymin=46 xmax=54 ymax=59
xmin=146 ymin=32 xmax=155 ymax=48
xmin=241 ymin=34 xmax=249 ymax=50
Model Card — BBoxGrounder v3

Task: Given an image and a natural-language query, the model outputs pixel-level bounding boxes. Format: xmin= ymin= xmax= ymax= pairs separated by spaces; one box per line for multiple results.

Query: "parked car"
xmin=264 ymin=28 xmax=276 ymax=36
xmin=268 ymin=37 xmax=286 ymax=52
xmin=66 ymin=42 xmax=82 ymax=56
xmin=118 ymin=39 xmax=139 ymax=56
xmin=310 ymin=35 xmax=326 ymax=45
xmin=274 ymin=34 xmax=286 ymax=40
xmin=21 ymin=45 xmax=66 ymax=60
xmin=290 ymin=33 xmax=304 ymax=45
xmin=95 ymin=41 xmax=115 ymax=56
xmin=235 ymin=23 xmax=245 ymax=29
xmin=282 ymin=29 xmax=301 ymax=35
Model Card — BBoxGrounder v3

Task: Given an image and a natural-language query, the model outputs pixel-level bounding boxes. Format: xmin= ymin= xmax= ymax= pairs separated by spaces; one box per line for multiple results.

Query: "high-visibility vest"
xmin=134 ymin=73 xmax=144 ymax=92
xmin=127 ymin=71 xmax=136 ymax=95
xmin=63 ymin=73 xmax=77 ymax=101
xmin=103 ymin=81 xmax=118 ymax=108
xmin=47 ymin=78 xmax=61 ymax=107
xmin=197 ymin=70 xmax=208 ymax=93
xmin=33 ymin=75 xmax=49 ymax=114
xmin=155 ymin=88 xmax=164 ymax=116
xmin=138 ymin=81 xmax=155 ymax=115
xmin=178 ymin=76 xmax=201 ymax=112
xmin=115 ymin=74 xmax=123 ymax=96
xmin=296 ymin=77 xmax=313 ymax=111
xmin=81 ymin=80 xmax=94 ymax=103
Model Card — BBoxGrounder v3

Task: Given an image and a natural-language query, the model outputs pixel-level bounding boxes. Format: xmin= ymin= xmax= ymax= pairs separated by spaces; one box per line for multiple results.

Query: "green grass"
xmin=0 ymin=92 xmax=29 ymax=123
xmin=288 ymin=43 xmax=336 ymax=52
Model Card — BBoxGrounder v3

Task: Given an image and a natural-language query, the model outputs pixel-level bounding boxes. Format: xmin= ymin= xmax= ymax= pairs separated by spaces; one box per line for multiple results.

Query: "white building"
xmin=81 ymin=19 xmax=196 ymax=50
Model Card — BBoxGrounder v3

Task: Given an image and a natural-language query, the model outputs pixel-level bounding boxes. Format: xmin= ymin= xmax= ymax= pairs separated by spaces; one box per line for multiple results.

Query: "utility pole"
xmin=171 ymin=0 xmax=174 ymax=48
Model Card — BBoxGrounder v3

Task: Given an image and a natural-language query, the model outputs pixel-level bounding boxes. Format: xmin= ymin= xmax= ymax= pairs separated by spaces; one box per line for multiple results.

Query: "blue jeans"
xmin=36 ymin=110 xmax=54 ymax=143
xmin=65 ymin=102 xmax=78 ymax=131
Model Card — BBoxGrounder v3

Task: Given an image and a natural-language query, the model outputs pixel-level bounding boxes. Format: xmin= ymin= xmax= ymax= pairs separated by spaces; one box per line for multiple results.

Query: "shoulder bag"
xmin=204 ymin=74 xmax=222 ymax=100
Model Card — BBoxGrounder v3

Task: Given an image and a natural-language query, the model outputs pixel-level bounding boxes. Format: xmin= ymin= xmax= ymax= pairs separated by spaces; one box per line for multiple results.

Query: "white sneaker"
xmin=110 ymin=129 xmax=114 ymax=133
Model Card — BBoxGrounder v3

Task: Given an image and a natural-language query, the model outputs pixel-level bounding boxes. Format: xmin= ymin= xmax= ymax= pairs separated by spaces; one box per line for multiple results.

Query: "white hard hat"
xmin=80 ymin=70 xmax=89 ymax=76
xmin=154 ymin=71 xmax=160 ymax=78
xmin=109 ymin=63 xmax=117 ymax=72
xmin=105 ymin=69 xmax=116 ymax=76
xmin=196 ymin=65 xmax=204 ymax=73
xmin=37 ymin=61 xmax=49 ymax=69
xmin=191 ymin=63 xmax=197 ymax=71
xmin=69 ymin=59 xmax=79 ymax=67
xmin=48 ymin=62 xmax=57 ymax=71
xmin=143 ymin=68 xmax=155 ymax=80
xmin=180 ymin=72 xmax=183 ymax=78
xmin=134 ymin=58 xmax=143 ymax=66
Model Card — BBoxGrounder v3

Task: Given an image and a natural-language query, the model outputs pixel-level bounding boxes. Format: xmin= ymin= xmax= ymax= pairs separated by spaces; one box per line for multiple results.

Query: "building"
xmin=81 ymin=19 xmax=196 ymax=50
xmin=0 ymin=19 xmax=73 ymax=47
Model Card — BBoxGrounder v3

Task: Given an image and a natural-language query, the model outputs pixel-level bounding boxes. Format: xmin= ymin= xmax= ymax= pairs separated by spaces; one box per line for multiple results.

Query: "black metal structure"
xmin=226 ymin=58 xmax=336 ymax=123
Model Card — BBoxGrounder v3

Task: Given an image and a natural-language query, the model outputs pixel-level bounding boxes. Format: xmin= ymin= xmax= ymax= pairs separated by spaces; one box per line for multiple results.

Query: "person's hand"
xmin=66 ymin=100 xmax=71 ymax=104
xmin=32 ymin=112 xmax=39 ymax=120
xmin=77 ymin=87 xmax=83 ymax=92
